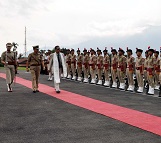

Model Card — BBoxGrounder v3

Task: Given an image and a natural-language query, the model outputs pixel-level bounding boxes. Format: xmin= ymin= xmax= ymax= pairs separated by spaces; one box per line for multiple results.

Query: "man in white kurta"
xmin=48 ymin=46 xmax=67 ymax=93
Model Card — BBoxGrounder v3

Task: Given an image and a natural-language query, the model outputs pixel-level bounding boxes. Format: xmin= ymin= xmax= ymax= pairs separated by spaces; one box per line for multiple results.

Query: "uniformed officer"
xmin=103 ymin=47 xmax=110 ymax=86
xmin=76 ymin=48 xmax=83 ymax=81
xmin=47 ymin=50 xmax=53 ymax=81
xmin=147 ymin=48 xmax=156 ymax=95
xmin=89 ymin=49 xmax=97 ymax=84
xmin=66 ymin=49 xmax=71 ymax=79
xmin=26 ymin=45 xmax=45 ymax=93
xmin=135 ymin=48 xmax=145 ymax=93
xmin=96 ymin=48 xmax=103 ymax=85
xmin=126 ymin=48 xmax=135 ymax=91
xmin=1 ymin=43 xmax=16 ymax=92
xmin=71 ymin=49 xmax=76 ymax=80
xmin=144 ymin=50 xmax=149 ymax=88
xmin=159 ymin=47 xmax=161 ymax=97
xmin=154 ymin=50 xmax=160 ymax=90
xmin=117 ymin=48 xmax=126 ymax=90
xmin=83 ymin=48 xmax=89 ymax=83
xmin=111 ymin=48 xmax=118 ymax=88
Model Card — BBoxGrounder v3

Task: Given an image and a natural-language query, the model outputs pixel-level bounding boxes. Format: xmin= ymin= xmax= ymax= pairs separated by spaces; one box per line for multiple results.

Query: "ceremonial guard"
xmin=26 ymin=45 xmax=45 ymax=93
xmin=96 ymin=48 xmax=103 ymax=85
xmin=1 ymin=43 xmax=16 ymax=92
xmin=154 ymin=50 xmax=160 ymax=90
xmin=83 ymin=48 xmax=89 ymax=83
xmin=126 ymin=48 xmax=135 ymax=91
xmin=47 ymin=50 xmax=53 ymax=81
xmin=48 ymin=46 xmax=67 ymax=93
xmin=89 ymin=49 xmax=97 ymax=84
xmin=71 ymin=49 xmax=76 ymax=80
xmin=135 ymin=48 xmax=145 ymax=93
xmin=103 ymin=48 xmax=110 ymax=86
xmin=144 ymin=50 xmax=149 ymax=88
xmin=147 ymin=48 xmax=156 ymax=95
xmin=117 ymin=48 xmax=126 ymax=90
xmin=66 ymin=49 xmax=71 ymax=79
xmin=111 ymin=48 xmax=118 ymax=88
xmin=76 ymin=48 xmax=83 ymax=81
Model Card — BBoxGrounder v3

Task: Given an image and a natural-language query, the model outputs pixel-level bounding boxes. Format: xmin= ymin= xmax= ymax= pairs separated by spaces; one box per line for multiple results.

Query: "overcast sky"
xmin=0 ymin=0 xmax=161 ymax=56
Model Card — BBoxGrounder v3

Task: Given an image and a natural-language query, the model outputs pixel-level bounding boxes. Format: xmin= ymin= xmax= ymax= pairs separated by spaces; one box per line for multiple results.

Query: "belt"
xmin=136 ymin=67 xmax=141 ymax=70
xmin=30 ymin=64 xmax=41 ymax=66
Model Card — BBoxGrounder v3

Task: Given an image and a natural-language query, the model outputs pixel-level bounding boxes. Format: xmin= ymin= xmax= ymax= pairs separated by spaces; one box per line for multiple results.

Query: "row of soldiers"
xmin=64 ymin=47 xmax=161 ymax=96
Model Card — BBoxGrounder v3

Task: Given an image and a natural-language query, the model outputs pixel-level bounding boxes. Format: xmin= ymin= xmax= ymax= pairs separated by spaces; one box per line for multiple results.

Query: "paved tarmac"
xmin=0 ymin=69 xmax=161 ymax=143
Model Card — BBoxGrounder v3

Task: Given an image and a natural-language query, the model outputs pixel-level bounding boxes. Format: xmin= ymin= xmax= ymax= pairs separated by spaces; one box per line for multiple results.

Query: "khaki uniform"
xmin=27 ymin=52 xmax=43 ymax=91
xmin=66 ymin=54 xmax=71 ymax=77
xmin=111 ymin=54 xmax=118 ymax=83
xmin=77 ymin=54 xmax=83 ymax=78
xmin=154 ymin=57 xmax=160 ymax=87
xmin=103 ymin=54 xmax=110 ymax=81
xmin=126 ymin=56 xmax=135 ymax=86
xmin=89 ymin=54 xmax=97 ymax=80
xmin=144 ymin=57 xmax=148 ymax=82
xmin=1 ymin=51 xmax=16 ymax=84
xmin=83 ymin=54 xmax=90 ymax=80
xmin=71 ymin=54 xmax=76 ymax=78
xmin=117 ymin=55 xmax=126 ymax=84
xmin=147 ymin=56 xmax=156 ymax=88
xmin=135 ymin=56 xmax=145 ymax=87
xmin=159 ymin=59 xmax=161 ymax=83
xmin=97 ymin=55 xmax=103 ymax=81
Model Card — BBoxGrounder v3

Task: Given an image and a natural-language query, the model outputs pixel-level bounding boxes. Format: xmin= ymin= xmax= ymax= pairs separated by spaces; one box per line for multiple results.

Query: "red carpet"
xmin=1 ymin=72 xmax=161 ymax=136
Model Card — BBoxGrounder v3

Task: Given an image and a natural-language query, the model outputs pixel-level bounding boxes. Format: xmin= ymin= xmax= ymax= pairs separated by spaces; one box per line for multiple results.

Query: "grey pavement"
xmin=0 ymin=68 xmax=161 ymax=143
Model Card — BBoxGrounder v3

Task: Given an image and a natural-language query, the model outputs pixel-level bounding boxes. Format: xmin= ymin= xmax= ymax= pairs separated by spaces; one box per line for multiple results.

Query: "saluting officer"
xmin=89 ymin=49 xmax=97 ymax=84
xmin=83 ymin=48 xmax=89 ymax=83
xmin=26 ymin=45 xmax=45 ymax=93
xmin=1 ymin=43 xmax=16 ymax=92
xmin=111 ymin=48 xmax=118 ymax=88
xmin=117 ymin=48 xmax=126 ymax=90
xmin=76 ymin=48 xmax=83 ymax=81
xmin=126 ymin=48 xmax=135 ymax=91
xmin=103 ymin=47 xmax=110 ymax=86
xmin=147 ymin=48 xmax=156 ymax=95
xmin=135 ymin=48 xmax=145 ymax=93
xmin=154 ymin=50 xmax=160 ymax=90
xmin=71 ymin=49 xmax=76 ymax=80
xmin=96 ymin=48 xmax=103 ymax=85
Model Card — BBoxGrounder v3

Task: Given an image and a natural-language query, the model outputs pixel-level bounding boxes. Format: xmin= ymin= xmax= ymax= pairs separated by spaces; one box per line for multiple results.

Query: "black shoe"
xmin=33 ymin=91 xmax=36 ymax=93
xmin=56 ymin=90 xmax=60 ymax=93
xmin=36 ymin=90 xmax=39 ymax=92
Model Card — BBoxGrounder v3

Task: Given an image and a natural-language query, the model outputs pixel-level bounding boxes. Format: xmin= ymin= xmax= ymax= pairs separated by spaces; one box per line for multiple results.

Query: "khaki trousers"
xmin=97 ymin=68 xmax=102 ymax=80
xmin=136 ymin=69 xmax=143 ymax=87
xmin=71 ymin=64 xmax=76 ymax=76
xmin=144 ymin=70 xmax=147 ymax=81
xmin=30 ymin=66 xmax=40 ymax=91
xmin=5 ymin=65 xmax=15 ymax=84
xmin=154 ymin=72 xmax=159 ymax=86
xmin=117 ymin=69 xmax=125 ymax=83
xmin=90 ymin=66 xmax=96 ymax=79
xmin=66 ymin=63 xmax=71 ymax=76
xmin=126 ymin=68 xmax=134 ymax=85
xmin=111 ymin=67 xmax=117 ymax=83
xmin=104 ymin=68 xmax=109 ymax=81
xmin=77 ymin=66 xmax=82 ymax=77
xmin=147 ymin=71 xmax=154 ymax=88
xmin=83 ymin=66 xmax=88 ymax=79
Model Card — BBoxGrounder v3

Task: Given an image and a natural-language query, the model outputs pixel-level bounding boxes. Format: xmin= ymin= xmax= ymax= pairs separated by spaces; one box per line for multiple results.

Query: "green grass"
xmin=18 ymin=67 xmax=26 ymax=71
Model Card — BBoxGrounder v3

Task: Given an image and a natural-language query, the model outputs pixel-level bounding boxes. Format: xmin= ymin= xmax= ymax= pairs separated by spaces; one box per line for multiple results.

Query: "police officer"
xmin=126 ymin=48 xmax=135 ymax=91
xmin=76 ymin=48 xmax=83 ymax=81
xmin=96 ymin=48 xmax=103 ymax=85
xmin=154 ymin=50 xmax=160 ymax=90
xmin=83 ymin=48 xmax=89 ymax=83
xmin=117 ymin=48 xmax=126 ymax=90
xmin=26 ymin=45 xmax=45 ymax=93
xmin=66 ymin=49 xmax=71 ymax=79
xmin=135 ymin=48 xmax=145 ymax=93
xmin=1 ymin=43 xmax=16 ymax=92
xmin=89 ymin=49 xmax=97 ymax=84
xmin=71 ymin=49 xmax=76 ymax=80
xmin=147 ymin=48 xmax=155 ymax=95
xmin=144 ymin=50 xmax=149 ymax=88
xmin=103 ymin=48 xmax=110 ymax=86
xmin=111 ymin=48 xmax=118 ymax=88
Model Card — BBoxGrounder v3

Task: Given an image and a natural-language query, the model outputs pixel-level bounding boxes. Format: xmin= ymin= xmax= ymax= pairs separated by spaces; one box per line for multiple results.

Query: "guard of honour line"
xmin=1 ymin=43 xmax=161 ymax=97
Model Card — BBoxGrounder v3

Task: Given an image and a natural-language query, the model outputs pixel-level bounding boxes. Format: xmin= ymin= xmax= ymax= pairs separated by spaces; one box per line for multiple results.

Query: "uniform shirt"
xmin=71 ymin=54 xmax=76 ymax=63
xmin=27 ymin=52 xmax=43 ymax=66
xmin=77 ymin=54 xmax=83 ymax=64
xmin=117 ymin=55 xmax=126 ymax=67
xmin=154 ymin=56 xmax=160 ymax=70
xmin=83 ymin=54 xmax=89 ymax=65
xmin=135 ymin=56 xmax=145 ymax=67
xmin=66 ymin=54 xmax=71 ymax=63
xmin=97 ymin=55 xmax=103 ymax=65
xmin=147 ymin=55 xmax=156 ymax=69
xmin=111 ymin=54 xmax=118 ymax=66
xmin=89 ymin=54 xmax=97 ymax=65
xmin=103 ymin=54 xmax=110 ymax=65
xmin=144 ymin=57 xmax=149 ymax=69
xmin=126 ymin=55 xmax=135 ymax=67
xmin=1 ymin=51 xmax=15 ymax=63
